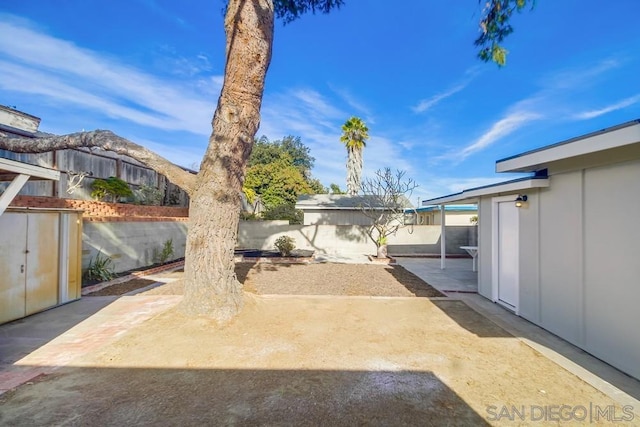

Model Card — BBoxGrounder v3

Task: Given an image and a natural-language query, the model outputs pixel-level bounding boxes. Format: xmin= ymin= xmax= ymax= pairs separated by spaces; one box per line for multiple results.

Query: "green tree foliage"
xmin=340 ymin=116 xmax=369 ymax=196
xmin=307 ymin=178 xmax=328 ymax=194
xmin=90 ymin=177 xmax=133 ymax=203
xmin=245 ymin=158 xmax=313 ymax=209
xmin=475 ymin=0 xmax=534 ymax=66
xmin=274 ymin=0 xmax=344 ymax=23
xmin=251 ymin=135 xmax=316 ymax=178
xmin=330 ymin=183 xmax=345 ymax=194
xmin=245 ymin=136 xmax=326 ymax=216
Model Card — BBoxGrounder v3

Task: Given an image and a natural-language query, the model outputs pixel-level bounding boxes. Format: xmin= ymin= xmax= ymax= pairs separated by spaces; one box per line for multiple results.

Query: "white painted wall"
xmin=83 ymin=221 xmax=187 ymax=273
xmin=476 ymin=158 xmax=640 ymax=380
xmin=582 ymin=159 xmax=640 ymax=380
xmin=238 ymin=222 xmax=476 ymax=256
xmin=538 ymin=172 xmax=584 ymax=345
xmin=83 ymin=221 xmax=476 ymax=275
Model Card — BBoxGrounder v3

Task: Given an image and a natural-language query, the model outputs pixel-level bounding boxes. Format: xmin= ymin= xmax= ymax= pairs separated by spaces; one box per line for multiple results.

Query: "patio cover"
xmin=0 ymin=157 xmax=60 ymax=216
xmin=422 ymin=176 xmax=549 ymax=269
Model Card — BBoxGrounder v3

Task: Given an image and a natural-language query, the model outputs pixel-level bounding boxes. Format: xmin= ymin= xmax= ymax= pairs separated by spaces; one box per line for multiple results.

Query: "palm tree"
xmin=340 ymin=116 xmax=369 ymax=196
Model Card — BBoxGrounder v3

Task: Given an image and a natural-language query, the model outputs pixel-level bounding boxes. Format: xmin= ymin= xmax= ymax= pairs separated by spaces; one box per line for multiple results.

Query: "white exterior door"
xmin=492 ymin=198 xmax=519 ymax=312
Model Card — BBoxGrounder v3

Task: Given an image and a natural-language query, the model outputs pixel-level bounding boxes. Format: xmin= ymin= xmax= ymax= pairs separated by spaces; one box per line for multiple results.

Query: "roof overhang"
xmin=496 ymin=119 xmax=640 ymax=173
xmin=0 ymin=158 xmax=60 ymax=216
xmin=411 ymin=205 xmax=478 ymax=213
xmin=423 ymin=176 xmax=549 ymax=205
xmin=0 ymin=157 xmax=60 ymax=181
xmin=295 ymin=205 xmax=389 ymax=211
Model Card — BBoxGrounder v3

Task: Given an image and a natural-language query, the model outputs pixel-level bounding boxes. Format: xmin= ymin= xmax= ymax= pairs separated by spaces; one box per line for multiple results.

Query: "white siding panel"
xmin=518 ymin=191 xmax=541 ymax=323
xmin=539 ymin=172 xmax=583 ymax=345
xmin=583 ymin=159 xmax=640 ymax=379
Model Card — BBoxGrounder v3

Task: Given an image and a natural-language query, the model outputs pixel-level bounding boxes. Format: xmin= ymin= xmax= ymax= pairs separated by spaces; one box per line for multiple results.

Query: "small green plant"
xmin=84 ymin=251 xmax=115 ymax=282
xmin=274 ymin=235 xmax=295 ymax=256
xmin=91 ymin=177 xmax=133 ymax=202
xmin=470 ymin=215 xmax=478 ymax=225
xmin=153 ymin=239 xmax=174 ymax=264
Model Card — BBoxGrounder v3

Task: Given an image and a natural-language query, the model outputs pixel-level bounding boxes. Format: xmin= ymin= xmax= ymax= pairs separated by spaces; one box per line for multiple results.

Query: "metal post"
xmin=440 ymin=204 xmax=446 ymax=269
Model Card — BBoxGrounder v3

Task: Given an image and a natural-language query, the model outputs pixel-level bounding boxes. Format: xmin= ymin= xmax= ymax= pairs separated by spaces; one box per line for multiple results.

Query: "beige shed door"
xmin=0 ymin=212 xmax=60 ymax=323
xmin=25 ymin=213 xmax=59 ymax=315
xmin=0 ymin=213 xmax=28 ymax=324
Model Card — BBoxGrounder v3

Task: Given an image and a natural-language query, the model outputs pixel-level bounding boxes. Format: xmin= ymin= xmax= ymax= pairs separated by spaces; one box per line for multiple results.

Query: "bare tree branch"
xmin=0 ymin=130 xmax=196 ymax=194
xmin=358 ymin=168 xmax=418 ymax=250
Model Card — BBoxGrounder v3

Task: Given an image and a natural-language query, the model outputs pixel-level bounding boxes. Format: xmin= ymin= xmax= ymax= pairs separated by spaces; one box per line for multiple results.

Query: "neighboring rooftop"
xmin=0 ymin=105 xmax=41 ymax=137
xmin=296 ymin=194 xmax=414 ymax=210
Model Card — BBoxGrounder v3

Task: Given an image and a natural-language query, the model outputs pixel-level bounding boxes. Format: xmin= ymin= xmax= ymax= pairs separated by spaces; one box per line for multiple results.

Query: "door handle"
xmin=20 ymin=265 xmax=24 ymax=273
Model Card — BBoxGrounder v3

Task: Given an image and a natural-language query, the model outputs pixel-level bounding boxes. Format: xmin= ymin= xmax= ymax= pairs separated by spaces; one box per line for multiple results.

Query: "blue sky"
xmin=1 ymin=1 xmax=639 ymax=203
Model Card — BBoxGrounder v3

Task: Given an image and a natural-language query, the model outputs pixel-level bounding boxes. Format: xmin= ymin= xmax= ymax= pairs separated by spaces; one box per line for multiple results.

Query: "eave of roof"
xmin=0 ymin=157 xmax=60 ymax=181
xmin=422 ymin=176 xmax=549 ymax=205
xmin=0 ymin=123 xmax=37 ymax=138
xmin=496 ymin=119 xmax=640 ymax=173
xmin=412 ymin=205 xmax=477 ymax=213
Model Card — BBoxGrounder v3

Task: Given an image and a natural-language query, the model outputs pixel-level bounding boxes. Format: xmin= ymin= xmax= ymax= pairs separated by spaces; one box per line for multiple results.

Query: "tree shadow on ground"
xmin=0 ymin=367 xmax=489 ymax=425
xmin=384 ymin=265 xmax=446 ymax=298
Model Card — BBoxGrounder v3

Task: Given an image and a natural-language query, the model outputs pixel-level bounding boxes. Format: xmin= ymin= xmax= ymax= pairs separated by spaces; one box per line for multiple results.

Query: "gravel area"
xmin=90 ymin=263 xmax=445 ymax=298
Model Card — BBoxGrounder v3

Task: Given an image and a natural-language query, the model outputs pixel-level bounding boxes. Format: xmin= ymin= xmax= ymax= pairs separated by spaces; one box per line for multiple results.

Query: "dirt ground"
xmin=1 ymin=264 xmax=631 ymax=426
xmin=87 ymin=263 xmax=445 ymax=298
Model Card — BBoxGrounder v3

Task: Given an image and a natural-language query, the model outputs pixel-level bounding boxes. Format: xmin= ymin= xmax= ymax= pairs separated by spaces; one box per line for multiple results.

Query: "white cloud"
xmin=412 ymin=83 xmax=467 ymax=114
xmin=573 ymin=94 xmax=640 ymax=120
xmin=0 ymin=18 xmax=222 ymax=136
xmin=542 ymin=58 xmax=621 ymax=90
xmin=412 ymin=68 xmax=480 ymax=114
xmin=460 ymin=111 xmax=541 ymax=159
xmin=328 ymin=84 xmax=375 ymax=124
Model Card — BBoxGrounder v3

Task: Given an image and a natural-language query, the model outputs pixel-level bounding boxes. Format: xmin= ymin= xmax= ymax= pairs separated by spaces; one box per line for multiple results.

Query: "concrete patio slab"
xmin=396 ymin=257 xmax=478 ymax=293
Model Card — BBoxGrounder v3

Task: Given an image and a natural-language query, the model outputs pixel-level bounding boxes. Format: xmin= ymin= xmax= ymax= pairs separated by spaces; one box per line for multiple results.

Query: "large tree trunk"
xmin=346 ymin=145 xmax=362 ymax=196
xmin=179 ymin=0 xmax=274 ymax=322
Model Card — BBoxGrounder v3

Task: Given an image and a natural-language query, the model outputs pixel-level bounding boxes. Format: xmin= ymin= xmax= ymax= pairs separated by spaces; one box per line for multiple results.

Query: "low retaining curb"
xmin=82 ymin=260 xmax=185 ymax=295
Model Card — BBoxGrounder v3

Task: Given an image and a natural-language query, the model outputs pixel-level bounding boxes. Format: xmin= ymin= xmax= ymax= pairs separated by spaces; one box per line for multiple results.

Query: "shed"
xmin=0 ymin=158 xmax=83 ymax=324
xmin=424 ymin=119 xmax=640 ymax=380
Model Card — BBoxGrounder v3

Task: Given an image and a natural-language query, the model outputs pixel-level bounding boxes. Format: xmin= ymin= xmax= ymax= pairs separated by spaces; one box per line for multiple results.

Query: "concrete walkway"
xmin=0 ymin=295 xmax=181 ymax=394
xmin=395 ymin=256 xmax=640 ymax=416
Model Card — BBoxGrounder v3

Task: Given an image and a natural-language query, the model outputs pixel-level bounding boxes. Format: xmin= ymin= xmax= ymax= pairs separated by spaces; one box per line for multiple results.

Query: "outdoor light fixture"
xmin=515 ymin=194 xmax=528 ymax=208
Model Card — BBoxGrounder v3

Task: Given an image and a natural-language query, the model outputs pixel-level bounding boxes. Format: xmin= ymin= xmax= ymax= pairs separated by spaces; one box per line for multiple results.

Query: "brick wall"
xmin=10 ymin=195 xmax=188 ymax=220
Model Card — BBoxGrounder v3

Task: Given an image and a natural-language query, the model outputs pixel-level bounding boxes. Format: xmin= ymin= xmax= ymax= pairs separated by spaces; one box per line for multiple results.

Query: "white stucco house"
xmin=424 ymin=119 xmax=640 ymax=380
xmin=295 ymin=194 xmax=413 ymax=226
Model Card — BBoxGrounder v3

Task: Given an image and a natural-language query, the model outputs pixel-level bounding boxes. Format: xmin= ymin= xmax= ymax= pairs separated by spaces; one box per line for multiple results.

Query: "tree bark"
xmin=179 ymin=0 xmax=274 ymax=322
xmin=0 ymin=130 xmax=196 ymax=193
xmin=346 ymin=145 xmax=362 ymax=196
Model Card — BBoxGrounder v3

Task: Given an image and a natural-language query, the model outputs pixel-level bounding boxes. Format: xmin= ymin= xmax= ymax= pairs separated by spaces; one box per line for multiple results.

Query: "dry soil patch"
xmin=0 ymin=295 xmax=627 ymax=425
xmin=113 ymin=263 xmax=445 ymax=298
